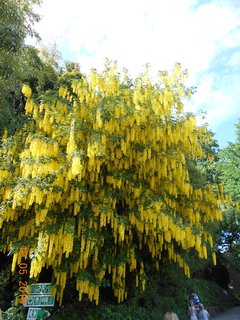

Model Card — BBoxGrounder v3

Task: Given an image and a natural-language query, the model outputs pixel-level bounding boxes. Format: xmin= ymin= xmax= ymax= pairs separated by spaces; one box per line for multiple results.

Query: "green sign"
xmin=30 ymin=283 xmax=52 ymax=295
xmin=26 ymin=308 xmax=50 ymax=319
xmin=23 ymin=295 xmax=55 ymax=307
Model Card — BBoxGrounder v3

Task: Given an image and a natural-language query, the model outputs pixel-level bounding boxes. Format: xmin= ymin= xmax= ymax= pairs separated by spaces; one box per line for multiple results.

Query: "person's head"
xmin=188 ymin=288 xmax=195 ymax=296
xmin=163 ymin=311 xmax=179 ymax=320
xmin=199 ymin=303 xmax=204 ymax=310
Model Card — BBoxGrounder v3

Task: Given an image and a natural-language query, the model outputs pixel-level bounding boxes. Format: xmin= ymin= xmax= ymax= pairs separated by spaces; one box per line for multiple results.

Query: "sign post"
xmin=29 ymin=283 xmax=53 ymax=295
xmin=23 ymin=295 xmax=55 ymax=307
xmin=24 ymin=283 xmax=55 ymax=319
xmin=26 ymin=308 xmax=50 ymax=320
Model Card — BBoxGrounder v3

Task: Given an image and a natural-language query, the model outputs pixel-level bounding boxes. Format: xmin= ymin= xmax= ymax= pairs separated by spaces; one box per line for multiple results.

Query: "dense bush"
xmin=48 ymin=263 xmax=223 ymax=320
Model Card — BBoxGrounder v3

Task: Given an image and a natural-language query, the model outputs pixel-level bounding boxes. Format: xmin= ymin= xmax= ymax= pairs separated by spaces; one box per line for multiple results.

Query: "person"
xmin=198 ymin=304 xmax=210 ymax=320
xmin=188 ymin=301 xmax=198 ymax=320
xmin=188 ymin=288 xmax=201 ymax=308
xmin=163 ymin=311 xmax=179 ymax=320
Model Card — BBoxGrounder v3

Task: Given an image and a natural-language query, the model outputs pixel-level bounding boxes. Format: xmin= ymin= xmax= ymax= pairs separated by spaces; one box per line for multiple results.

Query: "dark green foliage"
xmin=0 ymin=0 xmax=44 ymax=135
xmin=187 ymin=129 xmax=220 ymax=189
xmin=0 ymin=0 xmax=26 ymax=53
xmin=218 ymin=209 xmax=240 ymax=252
xmin=230 ymin=241 xmax=240 ymax=268
xmin=1 ymin=307 xmax=26 ymax=320
xmin=0 ymin=44 xmax=61 ymax=135
xmin=216 ymin=121 xmax=240 ymax=265
xmin=46 ymin=263 xmax=223 ymax=320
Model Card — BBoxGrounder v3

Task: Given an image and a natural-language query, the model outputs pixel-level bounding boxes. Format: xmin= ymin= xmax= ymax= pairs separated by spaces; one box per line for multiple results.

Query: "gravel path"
xmin=212 ymin=306 xmax=240 ymax=320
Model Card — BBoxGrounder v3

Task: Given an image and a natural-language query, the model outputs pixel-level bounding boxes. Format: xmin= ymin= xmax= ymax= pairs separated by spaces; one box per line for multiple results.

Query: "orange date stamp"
xmin=17 ymin=246 xmax=30 ymax=304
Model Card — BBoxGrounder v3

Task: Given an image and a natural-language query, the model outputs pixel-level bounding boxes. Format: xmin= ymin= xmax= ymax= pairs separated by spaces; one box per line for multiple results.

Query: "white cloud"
xmin=34 ymin=0 xmax=240 ymax=146
xmin=36 ymin=1 xmax=239 ymax=73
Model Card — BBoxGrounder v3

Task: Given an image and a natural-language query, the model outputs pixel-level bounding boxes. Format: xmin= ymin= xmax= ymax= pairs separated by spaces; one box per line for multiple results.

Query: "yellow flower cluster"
xmin=76 ymin=279 xmax=100 ymax=305
xmin=22 ymin=84 xmax=32 ymax=99
xmin=0 ymin=169 xmax=10 ymax=182
xmin=30 ymin=232 xmax=49 ymax=278
xmin=54 ymin=271 xmax=67 ymax=305
xmin=0 ymin=63 xmax=226 ymax=305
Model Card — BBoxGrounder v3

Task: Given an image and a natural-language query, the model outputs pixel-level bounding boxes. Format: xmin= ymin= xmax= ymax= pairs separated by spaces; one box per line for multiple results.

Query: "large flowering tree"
xmin=0 ymin=62 xmax=223 ymax=305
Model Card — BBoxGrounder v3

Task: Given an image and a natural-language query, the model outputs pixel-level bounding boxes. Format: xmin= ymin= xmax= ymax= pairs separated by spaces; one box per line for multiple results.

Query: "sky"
xmin=33 ymin=0 xmax=240 ymax=148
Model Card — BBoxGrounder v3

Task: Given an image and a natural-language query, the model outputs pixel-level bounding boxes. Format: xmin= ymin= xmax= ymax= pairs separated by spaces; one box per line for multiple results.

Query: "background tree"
xmin=0 ymin=62 xmax=225 ymax=307
xmin=216 ymin=121 xmax=240 ymax=266
xmin=0 ymin=0 xmax=43 ymax=134
xmin=217 ymin=121 xmax=240 ymax=203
